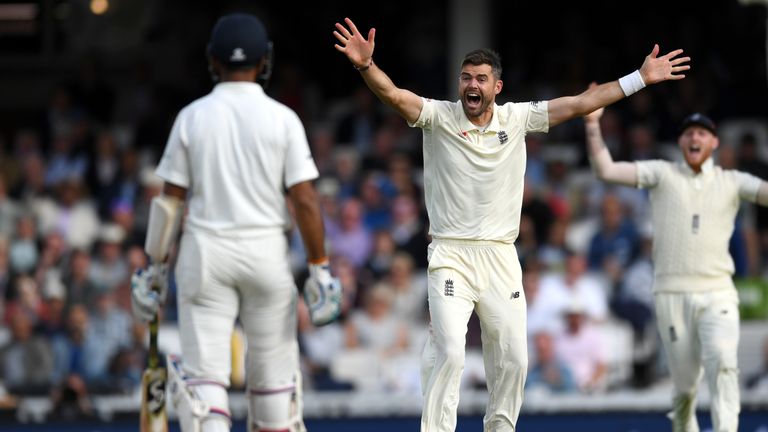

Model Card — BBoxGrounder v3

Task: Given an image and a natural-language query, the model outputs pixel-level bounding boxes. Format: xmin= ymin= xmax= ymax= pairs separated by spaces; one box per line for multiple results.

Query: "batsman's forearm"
xmin=292 ymin=195 xmax=327 ymax=262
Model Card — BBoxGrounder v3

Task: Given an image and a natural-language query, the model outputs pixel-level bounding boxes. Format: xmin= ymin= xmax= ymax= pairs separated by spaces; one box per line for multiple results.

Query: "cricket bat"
xmin=140 ymin=303 xmax=168 ymax=432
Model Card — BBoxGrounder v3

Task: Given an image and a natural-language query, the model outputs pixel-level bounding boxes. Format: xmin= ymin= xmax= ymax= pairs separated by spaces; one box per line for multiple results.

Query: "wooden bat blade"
xmin=140 ymin=367 xmax=168 ymax=432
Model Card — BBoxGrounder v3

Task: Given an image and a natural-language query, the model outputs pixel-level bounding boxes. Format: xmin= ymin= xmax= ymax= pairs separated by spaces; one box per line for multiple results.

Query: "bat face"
xmin=140 ymin=367 xmax=168 ymax=432
xmin=145 ymin=368 xmax=167 ymax=414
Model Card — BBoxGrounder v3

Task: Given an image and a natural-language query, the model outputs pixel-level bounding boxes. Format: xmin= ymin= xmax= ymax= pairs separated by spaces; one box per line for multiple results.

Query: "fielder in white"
xmin=334 ymin=17 xmax=689 ymax=432
xmin=130 ymin=13 xmax=341 ymax=432
xmin=584 ymin=106 xmax=768 ymax=432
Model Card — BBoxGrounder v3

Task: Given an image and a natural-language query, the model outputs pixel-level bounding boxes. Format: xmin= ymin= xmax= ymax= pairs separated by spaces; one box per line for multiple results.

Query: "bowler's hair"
xmin=462 ymin=49 xmax=502 ymax=80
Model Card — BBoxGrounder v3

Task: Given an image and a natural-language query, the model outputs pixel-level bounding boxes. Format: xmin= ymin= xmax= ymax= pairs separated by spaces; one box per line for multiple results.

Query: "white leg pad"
xmin=248 ymin=372 xmax=305 ymax=432
xmin=167 ymin=355 xmax=232 ymax=432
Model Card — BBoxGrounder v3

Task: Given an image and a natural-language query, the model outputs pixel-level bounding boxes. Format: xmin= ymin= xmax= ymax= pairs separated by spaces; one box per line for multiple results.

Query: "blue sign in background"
xmin=3 ymin=411 xmax=768 ymax=432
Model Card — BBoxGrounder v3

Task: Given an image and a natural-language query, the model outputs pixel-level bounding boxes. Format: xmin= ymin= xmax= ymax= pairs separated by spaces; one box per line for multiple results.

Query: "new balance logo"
xmin=444 ymin=279 xmax=454 ymax=297
xmin=498 ymin=131 xmax=508 ymax=145
xmin=230 ymin=47 xmax=246 ymax=62
xmin=510 ymin=291 xmax=520 ymax=299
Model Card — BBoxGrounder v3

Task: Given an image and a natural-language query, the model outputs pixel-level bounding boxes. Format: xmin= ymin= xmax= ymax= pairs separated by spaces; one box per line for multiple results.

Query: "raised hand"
xmin=333 ymin=17 xmax=375 ymax=69
xmin=639 ymin=44 xmax=691 ymax=85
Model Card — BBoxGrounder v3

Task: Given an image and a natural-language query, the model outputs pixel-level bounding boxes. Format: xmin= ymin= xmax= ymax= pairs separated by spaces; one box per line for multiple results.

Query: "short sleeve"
xmin=408 ymin=97 xmax=435 ymax=130
xmin=636 ymin=160 xmax=668 ymax=189
xmin=734 ymin=170 xmax=762 ymax=202
xmin=525 ymin=100 xmax=549 ymax=133
xmin=156 ymin=112 xmax=191 ymax=188
xmin=284 ymin=111 xmax=319 ymax=189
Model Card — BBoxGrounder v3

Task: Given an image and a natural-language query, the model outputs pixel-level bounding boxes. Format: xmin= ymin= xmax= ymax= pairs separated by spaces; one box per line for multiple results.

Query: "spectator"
xmin=523 ymin=266 xmax=550 ymax=337
xmin=85 ymin=129 xmax=122 ymax=219
xmin=5 ymin=275 xmax=46 ymax=328
xmin=521 ymin=181 xmax=555 ymax=247
xmin=526 ymin=330 xmax=577 ymax=393
xmin=88 ymin=223 xmax=128 ymax=294
xmin=37 ymin=272 xmax=68 ymax=338
xmin=555 ymin=301 xmax=608 ymax=393
xmin=49 ymin=304 xmax=108 ymax=419
xmin=108 ymin=321 xmax=149 ymax=394
xmin=345 ymin=283 xmax=409 ymax=356
xmin=36 ymin=176 xmax=100 ymax=252
xmin=385 ymin=252 xmax=428 ymax=326
xmin=0 ymin=311 xmax=55 ymax=395
xmin=334 ymin=85 xmax=382 ymax=155
xmin=359 ymin=172 xmax=394 ymax=232
xmin=62 ymin=249 xmax=97 ymax=312
xmin=538 ymin=251 xmax=609 ymax=332
xmin=8 ymin=213 xmax=38 ymax=275
xmin=587 ymin=193 xmax=640 ymax=271
xmin=537 ymin=218 xmax=570 ymax=273
xmin=390 ymin=193 xmax=429 ymax=269
xmin=328 ymin=197 xmax=373 ymax=268
xmin=89 ymin=290 xmax=132 ymax=357
xmin=361 ymin=229 xmax=398 ymax=286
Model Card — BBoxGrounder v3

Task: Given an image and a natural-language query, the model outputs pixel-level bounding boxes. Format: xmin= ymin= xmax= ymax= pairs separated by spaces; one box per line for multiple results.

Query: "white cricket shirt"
xmin=156 ymin=82 xmax=318 ymax=237
xmin=410 ymin=99 xmax=549 ymax=243
xmin=636 ymin=157 xmax=761 ymax=292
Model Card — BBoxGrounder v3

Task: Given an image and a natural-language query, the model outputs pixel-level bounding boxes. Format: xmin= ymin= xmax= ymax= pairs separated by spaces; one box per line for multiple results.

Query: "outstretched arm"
xmin=549 ymin=44 xmax=690 ymax=127
xmin=583 ymin=103 xmax=638 ymax=187
xmin=757 ymin=183 xmax=768 ymax=206
xmin=334 ymin=18 xmax=423 ymax=124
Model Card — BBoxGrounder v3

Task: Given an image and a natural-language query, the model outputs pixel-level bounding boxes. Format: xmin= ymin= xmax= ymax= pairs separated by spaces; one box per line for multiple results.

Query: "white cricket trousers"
xmin=654 ymin=289 xmax=740 ymax=432
xmin=420 ymin=239 xmax=527 ymax=432
xmin=175 ymin=230 xmax=300 ymax=401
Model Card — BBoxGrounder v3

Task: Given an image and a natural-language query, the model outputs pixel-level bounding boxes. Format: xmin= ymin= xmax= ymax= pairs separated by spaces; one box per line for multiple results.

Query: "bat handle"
xmin=148 ymin=283 xmax=161 ymax=370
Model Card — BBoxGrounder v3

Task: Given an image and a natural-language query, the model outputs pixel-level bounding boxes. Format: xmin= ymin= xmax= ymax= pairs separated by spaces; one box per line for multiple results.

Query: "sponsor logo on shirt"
xmin=510 ymin=291 xmax=520 ymax=299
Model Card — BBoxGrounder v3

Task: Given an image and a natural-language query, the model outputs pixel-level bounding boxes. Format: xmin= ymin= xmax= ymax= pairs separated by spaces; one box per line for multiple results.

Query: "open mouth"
xmin=688 ymin=145 xmax=702 ymax=156
xmin=465 ymin=92 xmax=482 ymax=109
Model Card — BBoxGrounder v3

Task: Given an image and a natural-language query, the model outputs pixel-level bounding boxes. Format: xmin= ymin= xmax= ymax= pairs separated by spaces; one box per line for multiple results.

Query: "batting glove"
xmin=303 ymin=261 xmax=342 ymax=326
xmin=130 ymin=263 xmax=169 ymax=322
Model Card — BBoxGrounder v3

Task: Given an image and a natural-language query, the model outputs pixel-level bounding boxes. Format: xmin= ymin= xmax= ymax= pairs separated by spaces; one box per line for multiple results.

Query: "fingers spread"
xmin=345 ymin=17 xmax=360 ymax=34
xmin=335 ymin=22 xmax=352 ymax=38
xmin=333 ymin=30 xmax=347 ymax=43
xmin=663 ymin=48 xmax=684 ymax=59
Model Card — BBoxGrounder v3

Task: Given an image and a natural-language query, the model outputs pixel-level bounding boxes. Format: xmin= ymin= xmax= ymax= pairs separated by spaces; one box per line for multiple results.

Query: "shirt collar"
xmin=213 ymin=81 xmax=264 ymax=94
xmin=457 ymin=102 xmax=500 ymax=134
xmin=680 ymin=156 xmax=715 ymax=176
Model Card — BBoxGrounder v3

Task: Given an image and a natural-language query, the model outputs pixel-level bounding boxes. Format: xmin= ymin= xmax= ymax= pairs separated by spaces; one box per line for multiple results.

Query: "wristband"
xmin=354 ymin=59 xmax=373 ymax=72
xmin=618 ymin=70 xmax=646 ymax=97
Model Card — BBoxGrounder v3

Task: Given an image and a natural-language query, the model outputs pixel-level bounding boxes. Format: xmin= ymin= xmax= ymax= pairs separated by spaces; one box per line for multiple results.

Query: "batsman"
xmin=131 ymin=12 xmax=341 ymax=432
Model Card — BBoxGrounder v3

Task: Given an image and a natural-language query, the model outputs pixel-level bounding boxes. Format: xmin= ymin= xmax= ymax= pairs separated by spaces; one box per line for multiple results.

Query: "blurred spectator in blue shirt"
xmin=526 ymin=330 xmax=577 ymax=393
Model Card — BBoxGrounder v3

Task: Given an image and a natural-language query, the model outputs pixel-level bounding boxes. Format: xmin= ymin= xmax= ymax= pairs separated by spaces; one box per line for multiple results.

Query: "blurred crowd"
xmin=1 ymin=51 xmax=768 ymax=421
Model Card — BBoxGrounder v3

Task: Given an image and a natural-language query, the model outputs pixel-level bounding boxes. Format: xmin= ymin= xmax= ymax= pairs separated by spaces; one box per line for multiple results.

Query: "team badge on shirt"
xmin=498 ymin=131 xmax=508 ymax=145
xmin=444 ymin=279 xmax=454 ymax=297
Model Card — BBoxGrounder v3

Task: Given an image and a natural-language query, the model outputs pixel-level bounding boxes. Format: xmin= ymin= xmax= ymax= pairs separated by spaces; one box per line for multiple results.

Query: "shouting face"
xmin=678 ymin=126 xmax=719 ymax=173
xmin=459 ymin=63 xmax=502 ymax=123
